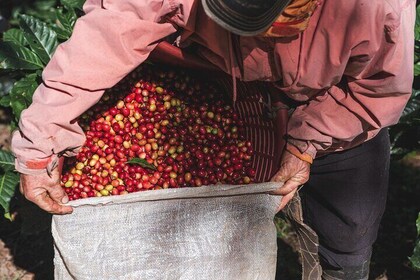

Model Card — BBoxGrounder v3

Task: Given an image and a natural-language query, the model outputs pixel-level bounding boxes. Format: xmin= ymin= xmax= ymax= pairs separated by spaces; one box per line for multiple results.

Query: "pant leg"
xmin=301 ymin=129 xmax=390 ymax=276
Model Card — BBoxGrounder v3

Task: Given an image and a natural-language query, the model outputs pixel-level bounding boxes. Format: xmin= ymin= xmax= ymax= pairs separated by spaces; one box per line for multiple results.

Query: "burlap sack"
xmin=52 ymin=183 xmax=282 ymax=280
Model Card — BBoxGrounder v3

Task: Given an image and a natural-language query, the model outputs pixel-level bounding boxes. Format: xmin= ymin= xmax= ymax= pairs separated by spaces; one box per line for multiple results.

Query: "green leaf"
xmin=401 ymin=98 xmax=420 ymax=119
xmin=10 ymin=1 xmax=58 ymax=24
xmin=54 ymin=7 xmax=77 ymax=40
xmin=19 ymin=14 xmax=58 ymax=65
xmin=29 ymin=10 xmax=59 ymax=24
xmin=0 ymin=171 xmax=19 ymax=216
xmin=3 ymin=29 xmax=28 ymax=47
xmin=127 ymin=158 xmax=157 ymax=170
xmin=0 ymin=150 xmax=15 ymax=172
xmin=53 ymin=27 xmax=72 ymax=41
xmin=4 ymin=212 xmax=13 ymax=221
xmin=61 ymin=0 xmax=86 ymax=10
xmin=414 ymin=63 xmax=420 ymax=77
xmin=10 ymin=96 xmax=27 ymax=121
xmin=11 ymin=74 xmax=39 ymax=103
xmin=0 ymin=41 xmax=44 ymax=70
xmin=416 ymin=213 xmax=420 ymax=235
xmin=415 ymin=5 xmax=420 ymax=41
xmin=409 ymin=213 xmax=420 ymax=270
xmin=413 ymin=89 xmax=420 ymax=98
xmin=34 ymin=0 xmax=58 ymax=10
xmin=0 ymin=95 xmax=11 ymax=107
xmin=9 ymin=74 xmax=39 ymax=120
xmin=415 ymin=43 xmax=420 ymax=62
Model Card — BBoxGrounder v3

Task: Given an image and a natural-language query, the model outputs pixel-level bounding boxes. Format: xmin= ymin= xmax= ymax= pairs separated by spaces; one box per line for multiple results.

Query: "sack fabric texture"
xmin=53 ymin=184 xmax=281 ymax=279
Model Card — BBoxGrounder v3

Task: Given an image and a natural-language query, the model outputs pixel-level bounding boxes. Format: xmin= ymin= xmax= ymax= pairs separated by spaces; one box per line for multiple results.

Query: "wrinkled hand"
xmin=20 ymin=168 xmax=73 ymax=215
xmin=271 ymin=150 xmax=311 ymax=211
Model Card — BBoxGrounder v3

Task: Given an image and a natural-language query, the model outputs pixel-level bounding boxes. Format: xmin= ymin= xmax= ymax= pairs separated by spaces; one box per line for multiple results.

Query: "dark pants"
xmin=301 ymin=129 xmax=390 ymax=272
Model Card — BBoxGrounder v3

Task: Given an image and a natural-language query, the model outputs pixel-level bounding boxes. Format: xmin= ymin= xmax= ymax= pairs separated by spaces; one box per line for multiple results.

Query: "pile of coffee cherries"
xmin=61 ymin=64 xmax=256 ymax=200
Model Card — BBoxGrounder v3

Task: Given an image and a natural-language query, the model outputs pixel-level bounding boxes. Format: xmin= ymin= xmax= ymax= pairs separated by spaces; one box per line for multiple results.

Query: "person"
xmin=11 ymin=0 xmax=415 ymax=279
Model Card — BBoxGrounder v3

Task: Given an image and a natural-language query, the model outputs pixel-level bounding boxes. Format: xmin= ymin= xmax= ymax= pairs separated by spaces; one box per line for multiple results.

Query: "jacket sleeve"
xmin=11 ymin=0 xmax=180 ymax=174
xmin=286 ymin=0 xmax=415 ymax=158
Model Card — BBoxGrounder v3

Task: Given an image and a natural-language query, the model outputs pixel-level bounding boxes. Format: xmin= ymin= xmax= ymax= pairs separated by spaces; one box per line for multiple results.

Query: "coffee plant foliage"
xmin=0 ymin=0 xmax=84 ymax=219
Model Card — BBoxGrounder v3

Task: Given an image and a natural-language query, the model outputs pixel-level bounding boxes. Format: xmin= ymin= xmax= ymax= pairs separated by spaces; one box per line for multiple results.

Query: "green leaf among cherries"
xmin=127 ymin=158 xmax=157 ymax=171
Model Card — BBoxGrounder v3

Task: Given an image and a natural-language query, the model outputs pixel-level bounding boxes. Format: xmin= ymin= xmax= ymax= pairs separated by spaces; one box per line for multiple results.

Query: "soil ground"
xmin=0 ymin=122 xmax=419 ymax=279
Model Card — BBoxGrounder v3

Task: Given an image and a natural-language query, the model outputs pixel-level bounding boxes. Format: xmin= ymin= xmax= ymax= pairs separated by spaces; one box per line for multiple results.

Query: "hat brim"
xmin=201 ymin=0 xmax=292 ymax=36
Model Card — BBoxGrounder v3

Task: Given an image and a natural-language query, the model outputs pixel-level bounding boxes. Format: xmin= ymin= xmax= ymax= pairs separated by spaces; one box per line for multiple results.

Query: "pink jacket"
xmin=11 ymin=0 xmax=415 ymax=174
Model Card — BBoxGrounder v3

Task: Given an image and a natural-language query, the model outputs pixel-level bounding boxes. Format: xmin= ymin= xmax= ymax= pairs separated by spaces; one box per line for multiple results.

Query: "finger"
xmin=29 ymin=192 xmax=73 ymax=215
xmin=270 ymin=167 xmax=290 ymax=183
xmin=277 ymin=188 xmax=298 ymax=212
xmin=271 ymin=177 xmax=302 ymax=195
xmin=46 ymin=185 xmax=69 ymax=204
